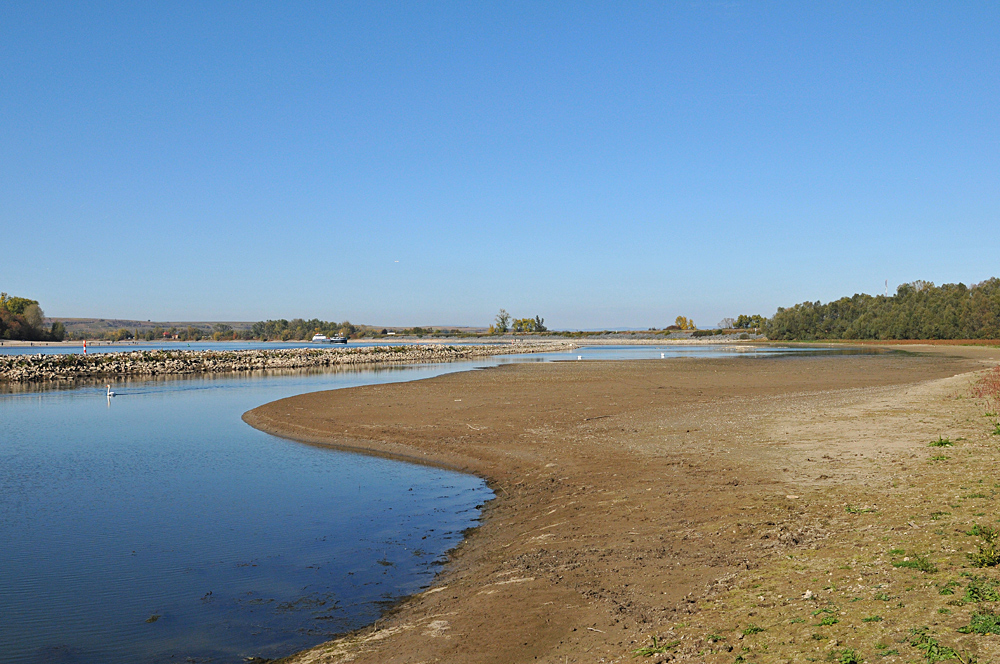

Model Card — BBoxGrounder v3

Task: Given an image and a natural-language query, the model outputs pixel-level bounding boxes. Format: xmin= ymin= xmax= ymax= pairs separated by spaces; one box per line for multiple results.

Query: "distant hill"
xmin=48 ymin=318 xmax=257 ymax=337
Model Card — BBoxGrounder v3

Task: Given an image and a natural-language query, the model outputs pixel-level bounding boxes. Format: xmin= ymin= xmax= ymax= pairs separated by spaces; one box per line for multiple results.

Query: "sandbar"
xmin=244 ymin=346 xmax=1000 ymax=663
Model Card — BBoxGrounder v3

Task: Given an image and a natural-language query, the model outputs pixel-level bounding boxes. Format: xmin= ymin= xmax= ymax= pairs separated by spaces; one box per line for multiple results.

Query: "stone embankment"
xmin=0 ymin=342 xmax=575 ymax=383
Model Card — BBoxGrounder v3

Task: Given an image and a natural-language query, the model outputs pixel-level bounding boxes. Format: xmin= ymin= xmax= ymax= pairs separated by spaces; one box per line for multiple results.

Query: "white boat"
xmin=311 ymin=334 xmax=348 ymax=344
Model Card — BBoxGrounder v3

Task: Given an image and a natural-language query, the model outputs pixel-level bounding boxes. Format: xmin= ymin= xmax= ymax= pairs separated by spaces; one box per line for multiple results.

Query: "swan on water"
xmin=106 ymin=385 xmax=116 ymax=397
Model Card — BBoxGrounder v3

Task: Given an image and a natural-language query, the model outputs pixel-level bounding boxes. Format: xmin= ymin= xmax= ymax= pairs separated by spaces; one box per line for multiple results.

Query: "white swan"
xmin=106 ymin=385 xmax=116 ymax=398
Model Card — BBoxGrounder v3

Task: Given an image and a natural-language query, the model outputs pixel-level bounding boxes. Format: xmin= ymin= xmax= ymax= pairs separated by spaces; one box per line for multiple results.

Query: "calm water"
xmin=0 ymin=345 xmax=863 ymax=663
xmin=0 ymin=362 xmax=498 ymax=664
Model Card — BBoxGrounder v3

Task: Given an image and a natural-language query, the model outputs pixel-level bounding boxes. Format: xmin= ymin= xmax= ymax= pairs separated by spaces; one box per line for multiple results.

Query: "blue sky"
xmin=2 ymin=2 xmax=997 ymax=328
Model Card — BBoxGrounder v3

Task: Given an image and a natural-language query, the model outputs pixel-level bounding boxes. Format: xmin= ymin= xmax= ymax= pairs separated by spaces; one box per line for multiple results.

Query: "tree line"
xmin=765 ymin=278 xmax=1000 ymax=340
xmin=0 ymin=293 xmax=65 ymax=341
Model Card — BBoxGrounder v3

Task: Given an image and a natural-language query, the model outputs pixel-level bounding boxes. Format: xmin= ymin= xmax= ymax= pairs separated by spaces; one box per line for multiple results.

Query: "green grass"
xmin=929 ymin=436 xmax=953 ymax=447
xmin=741 ymin=623 xmax=765 ymax=635
xmin=964 ymin=575 xmax=1000 ymax=602
xmin=838 ymin=648 xmax=863 ymax=664
xmin=888 ymin=548 xmax=906 ymax=556
xmin=891 ymin=554 xmax=938 ymax=573
xmin=862 ymin=615 xmax=882 ymax=623
xmin=816 ymin=615 xmax=839 ymax=626
xmin=966 ymin=525 xmax=1000 ymax=567
xmin=908 ymin=627 xmax=977 ymax=664
xmin=632 ymin=636 xmax=680 ymax=657
xmin=929 ymin=454 xmax=949 ymax=461
xmin=958 ymin=610 xmax=1000 ymax=635
xmin=873 ymin=592 xmax=891 ymax=601
xmin=930 ymin=511 xmax=951 ymax=520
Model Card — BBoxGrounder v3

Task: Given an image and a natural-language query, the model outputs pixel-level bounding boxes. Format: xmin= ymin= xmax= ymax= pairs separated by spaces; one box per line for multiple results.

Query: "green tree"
xmin=494 ymin=309 xmax=511 ymax=333
xmin=49 ymin=321 xmax=66 ymax=341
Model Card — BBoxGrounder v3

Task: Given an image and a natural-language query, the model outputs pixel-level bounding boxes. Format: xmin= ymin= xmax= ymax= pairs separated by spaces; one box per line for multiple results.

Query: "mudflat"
xmin=243 ymin=347 xmax=1000 ymax=663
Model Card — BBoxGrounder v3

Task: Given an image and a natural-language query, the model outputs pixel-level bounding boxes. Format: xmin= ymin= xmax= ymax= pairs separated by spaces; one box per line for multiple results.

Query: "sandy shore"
xmin=244 ymin=346 xmax=1000 ymax=663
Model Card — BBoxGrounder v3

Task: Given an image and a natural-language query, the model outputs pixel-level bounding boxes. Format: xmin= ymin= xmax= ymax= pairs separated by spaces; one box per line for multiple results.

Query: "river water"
xmin=0 ymin=345 xmax=864 ymax=663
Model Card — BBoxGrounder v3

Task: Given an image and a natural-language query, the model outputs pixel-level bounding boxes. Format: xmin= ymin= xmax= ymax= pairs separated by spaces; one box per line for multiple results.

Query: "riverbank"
xmin=0 ymin=341 xmax=575 ymax=383
xmin=244 ymin=345 xmax=1000 ymax=664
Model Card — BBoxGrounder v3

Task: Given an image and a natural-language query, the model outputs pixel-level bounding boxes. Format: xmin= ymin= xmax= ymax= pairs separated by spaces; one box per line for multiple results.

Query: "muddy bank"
xmin=0 ymin=341 xmax=574 ymax=383
xmin=243 ymin=349 xmax=996 ymax=663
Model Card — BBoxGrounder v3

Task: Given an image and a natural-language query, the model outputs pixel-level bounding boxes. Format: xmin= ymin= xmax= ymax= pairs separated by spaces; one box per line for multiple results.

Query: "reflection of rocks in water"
xmin=275 ymin=593 xmax=340 ymax=614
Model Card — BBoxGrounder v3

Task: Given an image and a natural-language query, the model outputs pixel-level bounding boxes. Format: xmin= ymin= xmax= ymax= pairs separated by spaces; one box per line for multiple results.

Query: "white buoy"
xmin=661 ymin=352 xmax=665 ymax=358
xmin=577 ymin=355 xmax=582 ymax=360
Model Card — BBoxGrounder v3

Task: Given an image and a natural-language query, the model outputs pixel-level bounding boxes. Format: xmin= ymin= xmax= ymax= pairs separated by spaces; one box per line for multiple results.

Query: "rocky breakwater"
xmin=0 ymin=341 xmax=575 ymax=383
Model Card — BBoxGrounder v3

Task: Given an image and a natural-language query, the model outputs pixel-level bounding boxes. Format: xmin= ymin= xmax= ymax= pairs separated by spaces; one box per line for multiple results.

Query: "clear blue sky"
xmin=2 ymin=2 xmax=997 ymax=329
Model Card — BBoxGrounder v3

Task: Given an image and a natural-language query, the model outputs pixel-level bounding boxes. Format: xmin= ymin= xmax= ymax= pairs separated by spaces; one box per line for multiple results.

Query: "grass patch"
xmin=888 ymin=548 xmax=906 ymax=556
xmin=966 ymin=525 xmax=1000 ymax=567
xmin=862 ymin=615 xmax=882 ymax=623
xmin=929 ymin=436 xmax=953 ymax=447
xmin=838 ymin=649 xmax=863 ymax=664
xmin=930 ymin=511 xmax=951 ymax=520
xmin=874 ymin=592 xmax=891 ymax=601
xmin=816 ymin=615 xmax=839 ymax=626
xmin=958 ymin=610 xmax=1000 ymax=635
xmin=632 ymin=636 xmax=680 ymax=657
xmin=964 ymin=575 xmax=1000 ymax=602
xmin=892 ymin=554 xmax=938 ymax=573
xmin=929 ymin=454 xmax=949 ymax=461
xmin=741 ymin=623 xmax=764 ymax=635
xmin=908 ymin=627 xmax=977 ymax=664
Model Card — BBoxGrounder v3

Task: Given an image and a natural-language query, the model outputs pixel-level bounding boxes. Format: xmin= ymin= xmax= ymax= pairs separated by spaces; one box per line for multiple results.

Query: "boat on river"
xmin=311 ymin=334 xmax=348 ymax=344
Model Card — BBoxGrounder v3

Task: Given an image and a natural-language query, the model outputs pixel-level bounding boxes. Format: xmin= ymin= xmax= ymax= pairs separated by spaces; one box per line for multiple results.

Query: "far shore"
xmin=244 ymin=344 xmax=1000 ymax=664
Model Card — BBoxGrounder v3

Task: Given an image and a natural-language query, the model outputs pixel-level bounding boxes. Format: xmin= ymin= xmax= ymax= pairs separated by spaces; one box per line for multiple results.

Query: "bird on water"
xmin=106 ymin=385 xmax=116 ymax=397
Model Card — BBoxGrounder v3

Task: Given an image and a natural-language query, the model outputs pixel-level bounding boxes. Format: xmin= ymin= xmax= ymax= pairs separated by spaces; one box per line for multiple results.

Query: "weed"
xmin=972 ymin=366 xmax=1000 ymax=414
xmin=930 ymin=512 xmax=951 ymax=520
xmin=845 ymin=505 xmax=877 ymax=514
xmin=992 ymin=422 xmax=1000 ymax=436
xmin=958 ymin=610 xmax=1000 ymax=635
xmin=874 ymin=592 xmax=891 ymax=601
xmin=839 ymin=649 xmax=863 ymax=664
xmin=633 ymin=635 xmax=680 ymax=657
xmin=966 ymin=528 xmax=1000 ymax=567
xmin=817 ymin=616 xmax=839 ymax=626
xmin=862 ymin=615 xmax=882 ymax=623
xmin=892 ymin=554 xmax=938 ymax=573
xmin=706 ymin=633 xmax=725 ymax=643
xmin=909 ymin=627 xmax=974 ymax=664
xmin=964 ymin=575 xmax=1000 ymax=602
xmin=966 ymin=524 xmax=997 ymax=539
xmin=929 ymin=454 xmax=949 ymax=461
xmin=939 ymin=608 xmax=951 ymax=614
xmin=888 ymin=549 xmax=906 ymax=556
xmin=790 ymin=618 xmax=805 ymax=624
xmin=876 ymin=649 xmax=899 ymax=658
xmin=929 ymin=436 xmax=953 ymax=447
xmin=939 ymin=580 xmax=959 ymax=595
xmin=742 ymin=623 xmax=764 ymax=635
